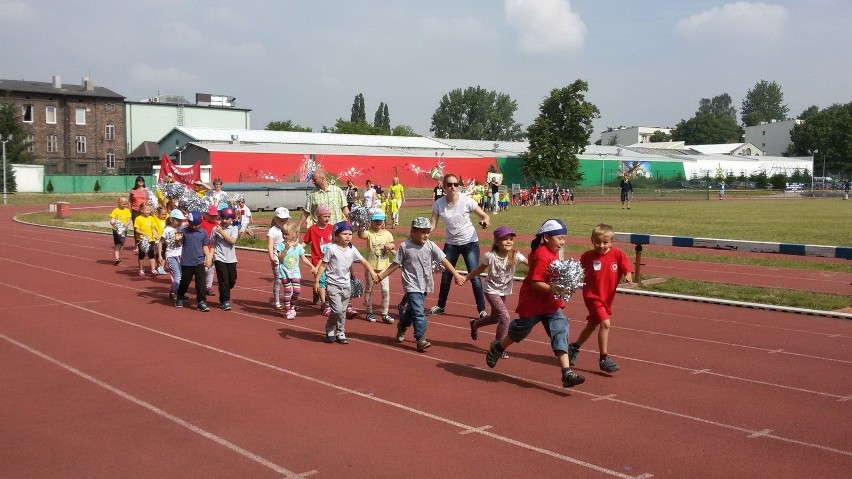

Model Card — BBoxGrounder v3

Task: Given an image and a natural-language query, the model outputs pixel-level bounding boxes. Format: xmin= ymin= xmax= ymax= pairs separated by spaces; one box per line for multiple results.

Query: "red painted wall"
xmin=208 ymin=151 xmax=498 ymax=188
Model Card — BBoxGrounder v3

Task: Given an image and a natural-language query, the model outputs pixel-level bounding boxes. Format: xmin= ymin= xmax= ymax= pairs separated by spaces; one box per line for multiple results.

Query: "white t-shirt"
xmin=362 ymin=187 xmax=377 ymax=209
xmin=162 ymin=226 xmax=182 ymax=258
xmin=237 ymin=203 xmax=252 ymax=229
xmin=432 ymin=194 xmax=479 ymax=245
xmin=267 ymin=226 xmax=284 ymax=263
xmin=321 ymin=243 xmax=365 ymax=287
xmin=481 ymin=250 xmax=526 ymax=296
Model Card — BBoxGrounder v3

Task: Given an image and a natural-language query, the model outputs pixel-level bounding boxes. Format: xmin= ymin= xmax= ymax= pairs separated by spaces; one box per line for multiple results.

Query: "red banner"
xmin=159 ymin=154 xmax=201 ymax=187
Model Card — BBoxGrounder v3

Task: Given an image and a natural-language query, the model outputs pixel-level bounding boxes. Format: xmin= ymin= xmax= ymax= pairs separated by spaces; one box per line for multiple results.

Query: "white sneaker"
xmin=428 ymin=306 xmax=445 ymax=315
xmin=479 ymin=310 xmax=488 ymax=319
xmin=285 ymin=308 xmax=297 ymax=320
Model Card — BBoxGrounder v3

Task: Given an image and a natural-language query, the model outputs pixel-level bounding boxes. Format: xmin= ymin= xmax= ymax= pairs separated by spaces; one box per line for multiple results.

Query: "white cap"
xmin=274 ymin=207 xmax=290 ymax=219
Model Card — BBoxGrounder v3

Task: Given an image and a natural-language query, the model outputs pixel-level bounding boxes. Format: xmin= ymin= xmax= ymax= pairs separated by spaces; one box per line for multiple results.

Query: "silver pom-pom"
xmin=348 ymin=205 xmax=371 ymax=232
xmin=113 ymin=220 xmax=126 ymax=237
xmin=146 ymin=189 xmax=157 ymax=209
xmin=138 ymin=235 xmax=150 ymax=254
xmin=545 ymin=259 xmax=585 ymax=300
xmin=228 ymin=193 xmax=244 ymax=203
xmin=181 ymin=193 xmax=207 ymax=212
xmin=160 ymin=182 xmax=187 ymax=200
xmin=350 ymin=278 xmax=364 ymax=298
xmin=432 ymin=260 xmax=445 ymax=273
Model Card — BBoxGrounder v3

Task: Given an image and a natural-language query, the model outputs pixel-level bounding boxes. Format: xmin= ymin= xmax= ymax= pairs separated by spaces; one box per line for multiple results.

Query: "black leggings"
xmin=214 ymin=261 xmax=238 ymax=302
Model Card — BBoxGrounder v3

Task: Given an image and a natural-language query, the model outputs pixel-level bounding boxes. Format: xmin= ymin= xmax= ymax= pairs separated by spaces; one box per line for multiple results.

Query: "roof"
xmin=193 ymin=142 xmax=489 ymax=158
xmin=171 ymin=127 xmax=450 ymax=149
xmin=0 ymin=78 xmax=124 ymax=99
xmin=688 ymin=143 xmax=749 ymax=155
xmin=127 ymin=141 xmax=160 ymax=159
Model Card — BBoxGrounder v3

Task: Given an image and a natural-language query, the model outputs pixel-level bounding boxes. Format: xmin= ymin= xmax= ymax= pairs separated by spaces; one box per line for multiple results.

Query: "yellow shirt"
xmin=153 ymin=217 xmax=166 ymax=238
xmin=365 ymin=229 xmax=394 ymax=270
xmin=389 ymin=183 xmax=404 ymax=201
xmin=134 ymin=215 xmax=157 ymax=241
xmin=110 ymin=207 xmax=131 ymax=226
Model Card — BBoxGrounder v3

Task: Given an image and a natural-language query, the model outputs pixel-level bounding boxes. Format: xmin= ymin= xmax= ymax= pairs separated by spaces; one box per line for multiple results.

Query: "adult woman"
xmin=128 ymin=176 xmax=150 ymax=224
xmin=387 ymin=176 xmax=405 ymax=227
xmin=345 ymin=179 xmax=359 ymax=211
xmin=429 ymin=173 xmax=490 ymax=317
xmin=207 ymin=178 xmax=228 ymax=207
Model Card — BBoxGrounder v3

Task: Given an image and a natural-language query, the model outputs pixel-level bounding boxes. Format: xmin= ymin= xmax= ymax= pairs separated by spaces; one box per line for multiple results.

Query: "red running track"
xmin=1 ymin=205 xmax=850 ymax=478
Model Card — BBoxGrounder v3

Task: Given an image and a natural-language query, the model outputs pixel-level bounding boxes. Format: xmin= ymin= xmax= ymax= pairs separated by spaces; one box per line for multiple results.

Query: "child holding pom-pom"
xmin=568 ymin=224 xmax=633 ymax=373
xmin=484 ymin=219 xmax=585 ymax=389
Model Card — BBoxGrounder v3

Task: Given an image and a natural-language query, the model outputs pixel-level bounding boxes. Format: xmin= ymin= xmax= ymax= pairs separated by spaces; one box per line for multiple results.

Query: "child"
xmin=276 ymin=223 xmax=313 ymax=319
xmin=213 ymin=208 xmax=240 ymax=311
xmin=358 ymin=211 xmax=396 ymax=323
xmin=109 ymin=196 xmax=132 ymax=265
xmin=384 ymin=190 xmax=399 ymax=229
xmin=133 ymin=203 xmax=158 ymax=277
xmin=161 ymin=209 xmax=184 ymax=300
xmin=466 ymin=226 xmax=527 ymax=357
xmin=200 ymin=205 xmax=220 ymax=296
xmin=267 ymin=207 xmax=290 ymax=309
xmin=154 ymin=206 xmax=169 ymax=274
xmin=315 ymin=221 xmax=379 ymax=344
xmin=378 ymin=217 xmax=465 ymax=352
xmin=568 ymin=224 xmax=634 ymax=373
xmin=175 ymin=211 xmax=213 ymax=312
xmin=484 ymin=219 xmax=585 ymax=389
xmin=235 ymin=196 xmax=254 ymax=239
xmin=303 ymin=204 xmax=333 ymax=313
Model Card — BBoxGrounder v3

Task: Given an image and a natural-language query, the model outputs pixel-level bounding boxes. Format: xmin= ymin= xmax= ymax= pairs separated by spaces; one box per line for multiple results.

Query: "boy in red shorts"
xmin=569 ymin=223 xmax=633 ymax=373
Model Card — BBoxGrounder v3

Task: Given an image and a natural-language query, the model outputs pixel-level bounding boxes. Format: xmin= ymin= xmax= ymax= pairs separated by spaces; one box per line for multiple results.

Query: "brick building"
xmin=0 ymin=76 xmax=125 ymax=174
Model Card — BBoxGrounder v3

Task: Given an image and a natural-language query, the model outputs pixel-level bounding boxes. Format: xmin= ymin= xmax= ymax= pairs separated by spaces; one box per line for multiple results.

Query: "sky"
xmin=2 ymin=0 xmax=851 ymax=141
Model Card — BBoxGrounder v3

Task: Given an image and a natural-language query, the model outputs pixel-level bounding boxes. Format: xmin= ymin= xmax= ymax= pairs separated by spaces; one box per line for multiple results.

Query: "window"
xmin=75 ymin=107 xmax=86 ymax=125
xmin=45 ymin=105 xmax=57 ymax=124
xmin=106 ymin=150 xmax=116 ymax=169
xmin=106 ymin=103 xmax=116 ymax=112
xmin=22 ymin=105 xmax=34 ymax=122
xmin=47 ymin=135 xmax=58 ymax=153
xmin=26 ymin=134 xmax=34 ymax=152
xmin=76 ymin=135 xmax=86 ymax=154
xmin=105 ymin=121 xmax=115 ymax=140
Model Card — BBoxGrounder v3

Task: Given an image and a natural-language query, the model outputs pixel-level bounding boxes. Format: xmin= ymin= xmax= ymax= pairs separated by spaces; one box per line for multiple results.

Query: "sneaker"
xmin=175 ymin=299 xmax=184 ymax=308
xmin=479 ymin=310 xmax=488 ymax=319
xmin=599 ymin=357 xmax=620 ymax=373
xmin=147 ymin=270 xmax=158 ymax=277
xmin=346 ymin=306 xmax=357 ymax=319
xmin=416 ymin=338 xmax=432 ymax=351
xmin=469 ymin=319 xmax=478 ymax=340
xmin=337 ymin=334 xmax=349 ymax=345
xmin=396 ymin=321 xmax=406 ymax=343
xmin=561 ymin=370 xmax=586 ymax=388
xmin=221 ymin=301 xmax=231 ymax=311
xmin=486 ymin=340 xmax=503 ymax=368
xmin=501 ymin=352 xmax=509 ymax=359
xmin=285 ymin=308 xmax=297 ymax=320
xmin=322 ymin=306 xmax=331 ymax=316
xmin=207 ymin=288 xmax=216 ymax=296
xmin=197 ymin=301 xmax=210 ymax=312
xmin=381 ymin=314 xmax=394 ymax=324
xmin=366 ymin=313 xmax=377 ymax=322
xmin=568 ymin=343 xmax=580 ymax=367
xmin=325 ymin=333 xmax=336 ymax=343
xmin=169 ymin=292 xmax=177 ymax=300
xmin=273 ymin=303 xmax=284 ymax=311
xmin=428 ymin=305 xmax=445 ymax=315
xmin=138 ymin=270 xmax=146 ymax=277
xmin=157 ymin=267 xmax=166 ymax=275
xmin=114 ymin=259 xmax=121 ymax=265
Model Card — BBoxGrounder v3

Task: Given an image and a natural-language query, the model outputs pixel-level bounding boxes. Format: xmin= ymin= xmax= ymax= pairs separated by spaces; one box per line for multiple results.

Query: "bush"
xmin=46 ymin=180 xmax=54 ymax=193
xmin=93 ymin=179 xmax=101 ymax=193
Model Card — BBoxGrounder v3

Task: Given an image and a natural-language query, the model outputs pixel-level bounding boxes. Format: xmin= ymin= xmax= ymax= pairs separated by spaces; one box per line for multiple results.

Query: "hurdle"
xmin=614 ymin=233 xmax=852 ymax=285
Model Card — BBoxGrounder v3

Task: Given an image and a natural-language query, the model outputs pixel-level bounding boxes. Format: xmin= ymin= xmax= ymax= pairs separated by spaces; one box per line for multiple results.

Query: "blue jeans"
xmin=401 ymin=292 xmax=428 ymax=340
xmin=507 ymin=310 xmax=571 ymax=354
xmin=166 ymin=256 xmax=182 ymax=294
xmin=437 ymin=241 xmax=485 ymax=313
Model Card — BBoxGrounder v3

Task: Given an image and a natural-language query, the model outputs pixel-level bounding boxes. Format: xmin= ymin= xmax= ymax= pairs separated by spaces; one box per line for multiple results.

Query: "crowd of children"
xmin=111 ymin=174 xmax=633 ymax=390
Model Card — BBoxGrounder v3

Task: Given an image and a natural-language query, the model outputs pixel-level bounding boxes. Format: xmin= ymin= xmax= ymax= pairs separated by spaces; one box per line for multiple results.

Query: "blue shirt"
xmin=180 ymin=227 xmax=210 ymax=266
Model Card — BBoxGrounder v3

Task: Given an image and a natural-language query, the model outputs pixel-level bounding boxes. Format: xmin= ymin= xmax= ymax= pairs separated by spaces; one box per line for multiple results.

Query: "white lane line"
xmin=748 ymin=429 xmax=773 ymax=438
xmin=3 ymin=257 xmax=851 ymax=459
xmin=0 ymin=282 xmax=650 ymax=479
xmin=460 ymin=425 xmax=492 ymax=435
xmin=0 ymin=333 xmax=306 ymax=479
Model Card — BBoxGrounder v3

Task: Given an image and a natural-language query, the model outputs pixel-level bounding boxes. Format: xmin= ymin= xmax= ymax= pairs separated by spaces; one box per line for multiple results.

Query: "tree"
xmin=350 ymin=93 xmax=366 ymax=123
xmin=430 ymin=86 xmax=524 ymax=141
xmin=798 ymin=105 xmax=820 ymax=121
xmin=519 ymin=80 xmax=599 ymax=185
xmin=785 ymin=102 xmax=852 ymax=175
xmin=649 ymin=130 xmax=670 ymax=142
xmin=390 ymin=125 xmax=417 ymax=137
xmin=373 ymin=102 xmax=390 ymax=132
xmin=322 ymin=118 xmax=387 ymax=135
xmin=741 ymin=80 xmax=789 ymax=126
xmin=0 ymin=98 xmax=36 ymax=193
xmin=266 ymin=120 xmax=312 ymax=132
xmin=671 ymin=93 xmax=743 ymax=144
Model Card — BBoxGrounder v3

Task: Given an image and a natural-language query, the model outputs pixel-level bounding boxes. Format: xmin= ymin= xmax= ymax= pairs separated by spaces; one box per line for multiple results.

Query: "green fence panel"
xmin=44 ymin=175 xmax=156 ymax=193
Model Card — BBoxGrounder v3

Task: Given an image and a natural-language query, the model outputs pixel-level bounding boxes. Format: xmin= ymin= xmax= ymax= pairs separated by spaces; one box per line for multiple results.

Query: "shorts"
xmin=112 ymin=231 xmax=126 ymax=246
xmin=137 ymin=241 xmax=156 ymax=260
xmin=318 ymin=271 xmax=327 ymax=288
xmin=621 ymin=192 xmax=630 ymax=202
xmin=507 ymin=310 xmax=570 ymax=354
xmin=585 ymin=301 xmax=611 ymax=324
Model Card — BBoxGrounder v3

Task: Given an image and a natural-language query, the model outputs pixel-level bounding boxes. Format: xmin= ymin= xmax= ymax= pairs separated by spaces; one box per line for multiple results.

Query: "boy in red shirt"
xmin=485 ymin=219 xmax=585 ymax=388
xmin=303 ymin=204 xmax=334 ymax=313
xmin=569 ymin=224 xmax=634 ymax=373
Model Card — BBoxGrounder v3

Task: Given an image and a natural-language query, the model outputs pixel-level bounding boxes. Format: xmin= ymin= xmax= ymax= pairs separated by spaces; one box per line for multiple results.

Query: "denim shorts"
xmin=507 ymin=310 xmax=570 ymax=354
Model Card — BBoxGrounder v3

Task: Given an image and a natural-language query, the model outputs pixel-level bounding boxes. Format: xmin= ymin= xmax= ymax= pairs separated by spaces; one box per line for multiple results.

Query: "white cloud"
xmin=504 ymin=0 xmax=586 ymax=53
xmin=0 ymin=0 xmax=33 ymax=23
xmin=676 ymin=2 xmax=787 ymax=40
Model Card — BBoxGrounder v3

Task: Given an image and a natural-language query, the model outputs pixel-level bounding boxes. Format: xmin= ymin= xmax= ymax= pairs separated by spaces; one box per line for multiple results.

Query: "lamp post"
xmin=175 ymin=145 xmax=186 ymax=166
xmin=1 ymin=134 xmax=10 ymax=206
xmin=597 ymin=153 xmax=607 ymax=195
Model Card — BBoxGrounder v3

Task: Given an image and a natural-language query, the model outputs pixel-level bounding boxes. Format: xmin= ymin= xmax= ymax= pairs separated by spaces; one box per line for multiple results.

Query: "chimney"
xmin=82 ymin=76 xmax=94 ymax=91
xmin=52 ymin=75 xmax=62 ymax=89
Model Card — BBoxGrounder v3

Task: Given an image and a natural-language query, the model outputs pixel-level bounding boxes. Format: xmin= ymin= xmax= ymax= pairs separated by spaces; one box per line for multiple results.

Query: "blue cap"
xmin=371 ymin=211 xmax=386 ymax=221
xmin=187 ymin=211 xmax=203 ymax=226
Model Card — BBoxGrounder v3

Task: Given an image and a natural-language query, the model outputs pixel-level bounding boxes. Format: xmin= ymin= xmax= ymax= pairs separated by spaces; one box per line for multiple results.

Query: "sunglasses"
xmin=445 ymin=182 xmax=459 ymax=187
